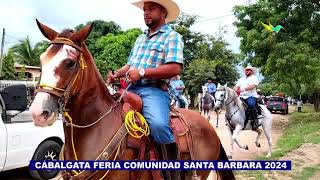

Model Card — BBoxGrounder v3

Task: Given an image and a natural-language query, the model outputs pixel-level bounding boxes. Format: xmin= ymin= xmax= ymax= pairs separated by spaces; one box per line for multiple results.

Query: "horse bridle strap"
xmin=35 ymin=84 xmax=65 ymax=98
xmin=216 ymin=89 xmax=234 ymax=106
xmin=36 ymin=37 xmax=87 ymax=111
xmin=51 ymin=37 xmax=83 ymax=52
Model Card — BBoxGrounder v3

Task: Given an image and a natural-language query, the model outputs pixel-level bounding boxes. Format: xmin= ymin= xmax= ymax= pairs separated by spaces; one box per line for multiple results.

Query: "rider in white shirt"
xmin=234 ymin=65 xmax=260 ymax=128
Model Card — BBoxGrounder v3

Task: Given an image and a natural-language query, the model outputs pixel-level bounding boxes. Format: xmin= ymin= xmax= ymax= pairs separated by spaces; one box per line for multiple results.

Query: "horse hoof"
xmin=245 ymin=145 xmax=249 ymax=150
xmin=227 ymin=155 xmax=232 ymax=159
xmin=216 ymin=125 xmax=218 ymax=128
xmin=256 ymin=143 xmax=261 ymax=147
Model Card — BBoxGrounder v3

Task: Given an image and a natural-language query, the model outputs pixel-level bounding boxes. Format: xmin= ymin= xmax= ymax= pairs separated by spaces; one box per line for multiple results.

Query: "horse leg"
xmin=204 ymin=110 xmax=208 ymax=120
xmin=234 ymin=139 xmax=249 ymax=150
xmin=262 ymin=122 xmax=272 ymax=158
xmin=228 ymin=125 xmax=242 ymax=159
xmin=254 ymin=128 xmax=262 ymax=147
xmin=215 ymin=112 xmax=219 ymax=128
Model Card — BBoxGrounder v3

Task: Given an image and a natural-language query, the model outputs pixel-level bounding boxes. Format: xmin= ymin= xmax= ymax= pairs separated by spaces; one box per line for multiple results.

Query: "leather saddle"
xmin=115 ymin=90 xmax=192 ymax=160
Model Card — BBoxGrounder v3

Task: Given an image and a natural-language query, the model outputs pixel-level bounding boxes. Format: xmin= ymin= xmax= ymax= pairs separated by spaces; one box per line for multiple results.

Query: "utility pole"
xmin=0 ymin=28 xmax=5 ymax=78
xmin=218 ymin=20 xmax=223 ymax=38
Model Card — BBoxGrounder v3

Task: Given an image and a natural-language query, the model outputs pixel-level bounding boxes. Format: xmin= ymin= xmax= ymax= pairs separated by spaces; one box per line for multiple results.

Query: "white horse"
xmin=213 ymin=83 xmax=273 ymax=158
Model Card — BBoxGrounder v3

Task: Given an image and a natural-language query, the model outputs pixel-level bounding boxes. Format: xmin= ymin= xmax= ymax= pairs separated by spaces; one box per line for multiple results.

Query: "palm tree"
xmin=11 ymin=36 xmax=39 ymax=66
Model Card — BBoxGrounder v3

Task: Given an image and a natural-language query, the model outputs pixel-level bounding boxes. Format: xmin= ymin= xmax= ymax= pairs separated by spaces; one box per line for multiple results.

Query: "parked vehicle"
xmin=266 ymin=96 xmax=289 ymax=114
xmin=0 ymin=84 xmax=64 ymax=180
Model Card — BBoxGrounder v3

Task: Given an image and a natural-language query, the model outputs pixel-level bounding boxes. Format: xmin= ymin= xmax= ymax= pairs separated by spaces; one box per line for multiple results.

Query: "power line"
xmin=196 ymin=14 xmax=234 ymax=24
xmin=5 ymin=34 xmax=22 ymax=42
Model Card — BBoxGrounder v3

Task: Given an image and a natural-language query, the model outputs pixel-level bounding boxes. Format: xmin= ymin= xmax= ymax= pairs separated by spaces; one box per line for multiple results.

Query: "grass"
xmin=295 ymin=164 xmax=320 ymax=180
xmin=271 ymin=104 xmax=320 ymax=159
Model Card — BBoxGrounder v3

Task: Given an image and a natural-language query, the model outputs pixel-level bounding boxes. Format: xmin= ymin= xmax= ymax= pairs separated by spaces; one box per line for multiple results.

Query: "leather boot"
xmin=251 ymin=108 xmax=259 ymax=129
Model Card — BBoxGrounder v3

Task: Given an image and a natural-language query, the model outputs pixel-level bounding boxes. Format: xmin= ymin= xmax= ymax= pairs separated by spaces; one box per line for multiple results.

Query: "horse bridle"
xmin=215 ymin=88 xmax=234 ymax=107
xmin=35 ymin=37 xmax=87 ymax=112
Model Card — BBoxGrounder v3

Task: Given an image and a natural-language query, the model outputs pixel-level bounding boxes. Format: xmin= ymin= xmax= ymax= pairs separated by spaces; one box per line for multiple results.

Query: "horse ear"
xmin=71 ymin=23 xmax=94 ymax=44
xmin=36 ymin=19 xmax=58 ymax=41
xmin=217 ymin=83 xmax=221 ymax=88
xmin=224 ymin=83 xmax=228 ymax=87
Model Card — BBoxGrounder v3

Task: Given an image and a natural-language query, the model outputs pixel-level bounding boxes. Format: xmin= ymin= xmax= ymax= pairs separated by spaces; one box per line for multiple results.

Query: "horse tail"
xmin=217 ymin=142 xmax=236 ymax=180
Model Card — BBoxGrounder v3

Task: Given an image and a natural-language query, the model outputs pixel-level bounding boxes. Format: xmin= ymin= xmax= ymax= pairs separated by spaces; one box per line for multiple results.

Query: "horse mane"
xmin=226 ymin=87 xmax=244 ymax=110
xmin=81 ymin=42 xmax=107 ymax=85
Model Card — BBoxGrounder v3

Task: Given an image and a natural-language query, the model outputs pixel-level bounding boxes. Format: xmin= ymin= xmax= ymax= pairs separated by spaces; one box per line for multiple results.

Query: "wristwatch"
xmin=139 ymin=69 xmax=145 ymax=78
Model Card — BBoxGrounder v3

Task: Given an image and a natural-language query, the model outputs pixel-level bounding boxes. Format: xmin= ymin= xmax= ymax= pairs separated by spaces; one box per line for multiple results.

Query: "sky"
xmin=0 ymin=0 xmax=250 ymax=52
xmin=0 ymin=0 xmax=258 ymax=77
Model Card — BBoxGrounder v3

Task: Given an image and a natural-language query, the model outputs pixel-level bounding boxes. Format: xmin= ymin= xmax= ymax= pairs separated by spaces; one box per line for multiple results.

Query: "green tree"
xmin=75 ymin=20 xmax=122 ymax=57
xmin=233 ymin=0 xmax=320 ymax=111
xmin=171 ymin=13 xmax=207 ymax=64
xmin=171 ymin=13 xmax=240 ymax=103
xmin=11 ymin=36 xmax=39 ymax=66
xmin=184 ymin=59 xmax=219 ymax=96
xmin=1 ymin=50 xmax=16 ymax=79
xmin=33 ymin=40 xmax=50 ymax=65
xmin=95 ymin=28 xmax=142 ymax=76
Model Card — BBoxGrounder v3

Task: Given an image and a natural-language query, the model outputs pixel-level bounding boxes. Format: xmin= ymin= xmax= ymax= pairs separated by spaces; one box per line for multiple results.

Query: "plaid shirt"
xmin=127 ymin=24 xmax=184 ymax=85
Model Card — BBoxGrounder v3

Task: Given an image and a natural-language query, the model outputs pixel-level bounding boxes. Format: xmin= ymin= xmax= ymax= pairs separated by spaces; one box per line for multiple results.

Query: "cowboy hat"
xmin=243 ymin=65 xmax=257 ymax=74
xmin=132 ymin=0 xmax=180 ymax=23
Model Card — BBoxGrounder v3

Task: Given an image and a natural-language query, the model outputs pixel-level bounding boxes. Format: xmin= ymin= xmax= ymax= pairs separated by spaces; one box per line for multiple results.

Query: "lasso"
xmin=124 ymin=110 xmax=150 ymax=138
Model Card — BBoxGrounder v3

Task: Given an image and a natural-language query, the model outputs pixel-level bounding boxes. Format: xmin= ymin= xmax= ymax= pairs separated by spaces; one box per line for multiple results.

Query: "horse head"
xmin=30 ymin=20 xmax=95 ymax=127
xmin=202 ymin=85 xmax=209 ymax=95
xmin=214 ymin=83 xmax=229 ymax=111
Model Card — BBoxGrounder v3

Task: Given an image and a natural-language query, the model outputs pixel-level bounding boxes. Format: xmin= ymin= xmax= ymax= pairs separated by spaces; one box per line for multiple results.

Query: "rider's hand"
xmin=127 ymin=68 xmax=140 ymax=83
xmin=106 ymin=71 xmax=116 ymax=84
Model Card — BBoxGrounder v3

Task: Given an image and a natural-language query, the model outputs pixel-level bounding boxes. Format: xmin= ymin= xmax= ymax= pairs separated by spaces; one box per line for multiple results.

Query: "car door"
xmin=0 ymin=118 xmax=7 ymax=171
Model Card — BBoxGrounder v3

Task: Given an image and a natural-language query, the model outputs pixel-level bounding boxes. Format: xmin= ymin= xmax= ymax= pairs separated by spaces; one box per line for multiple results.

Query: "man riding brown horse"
xmin=106 ymin=0 xmax=183 ymax=179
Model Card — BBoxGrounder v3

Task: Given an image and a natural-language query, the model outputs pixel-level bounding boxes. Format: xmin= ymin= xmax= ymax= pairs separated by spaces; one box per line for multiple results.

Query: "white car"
xmin=0 ymin=84 xmax=64 ymax=180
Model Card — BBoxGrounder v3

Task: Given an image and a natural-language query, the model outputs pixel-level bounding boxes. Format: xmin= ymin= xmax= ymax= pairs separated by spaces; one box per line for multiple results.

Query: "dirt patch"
xmin=262 ymin=143 xmax=320 ymax=180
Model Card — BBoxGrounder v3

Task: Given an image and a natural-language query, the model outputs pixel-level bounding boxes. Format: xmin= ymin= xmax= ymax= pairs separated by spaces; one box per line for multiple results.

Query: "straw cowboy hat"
xmin=132 ymin=0 xmax=180 ymax=23
xmin=244 ymin=65 xmax=257 ymax=74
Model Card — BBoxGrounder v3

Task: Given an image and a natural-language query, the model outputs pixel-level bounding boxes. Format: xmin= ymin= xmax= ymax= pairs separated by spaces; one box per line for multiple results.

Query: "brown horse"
xmin=29 ymin=20 xmax=235 ymax=180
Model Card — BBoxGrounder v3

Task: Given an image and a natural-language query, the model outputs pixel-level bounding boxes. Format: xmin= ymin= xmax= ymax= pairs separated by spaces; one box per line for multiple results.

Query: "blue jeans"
xmin=246 ymin=96 xmax=257 ymax=109
xmin=128 ymin=85 xmax=174 ymax=144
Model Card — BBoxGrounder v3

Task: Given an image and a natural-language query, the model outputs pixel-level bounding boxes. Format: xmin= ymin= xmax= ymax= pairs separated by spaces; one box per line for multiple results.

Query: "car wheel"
xmin=29 ymin=140 xmax=62 ymax=180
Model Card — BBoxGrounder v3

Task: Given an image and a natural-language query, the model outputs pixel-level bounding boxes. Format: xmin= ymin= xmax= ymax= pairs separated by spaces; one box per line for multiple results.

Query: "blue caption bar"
xmin=29 ymin=160 xmax=291 ymax=171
